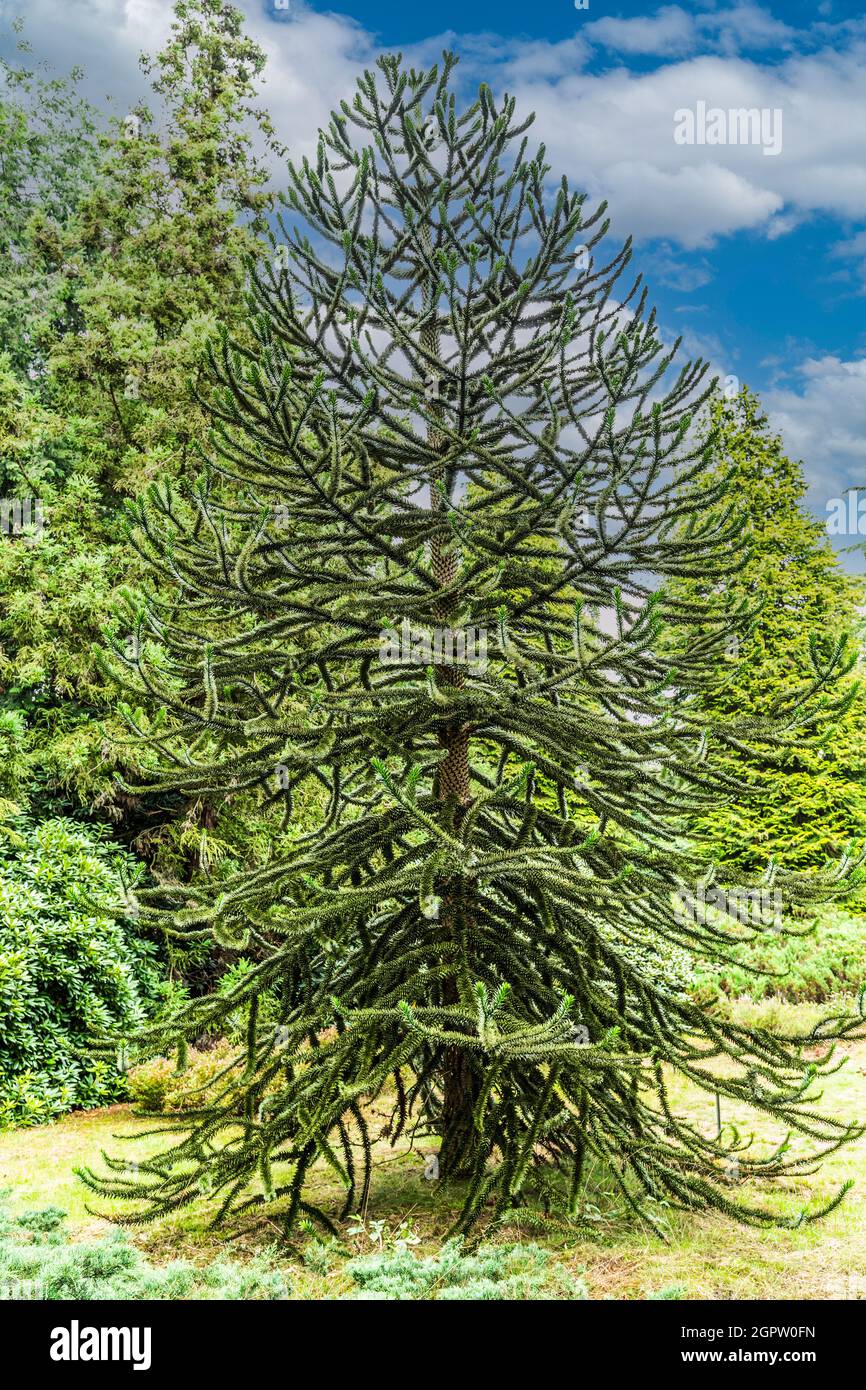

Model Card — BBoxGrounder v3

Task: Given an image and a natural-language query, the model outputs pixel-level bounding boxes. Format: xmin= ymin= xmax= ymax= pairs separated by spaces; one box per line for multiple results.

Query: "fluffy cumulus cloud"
xmin=1 ymin=0 xmax=171 ymax=95
xmin=0 ymin=0 xmax=375 ymax=167
xmin=583 ymin=3 xmax=797 ymax=58
xmin=764 ymin=356 xmax=866 ymax=509
xmin=487 ymin=43 xmax=866 ymax=249
xmin=581 ymin=5 xmax=698 ymax=57
xmin=6 ymin=2 xmax=866 ymax=250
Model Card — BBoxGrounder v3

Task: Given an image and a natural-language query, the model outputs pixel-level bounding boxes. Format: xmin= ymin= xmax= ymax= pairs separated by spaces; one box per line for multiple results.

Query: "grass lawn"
xmin=2 ymin=1002 xmax=865 ymax=1300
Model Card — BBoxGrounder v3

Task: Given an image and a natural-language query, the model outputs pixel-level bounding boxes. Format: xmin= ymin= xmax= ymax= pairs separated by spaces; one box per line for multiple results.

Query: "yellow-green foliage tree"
xmin=667 ymin=387 xmax=866 ymax=873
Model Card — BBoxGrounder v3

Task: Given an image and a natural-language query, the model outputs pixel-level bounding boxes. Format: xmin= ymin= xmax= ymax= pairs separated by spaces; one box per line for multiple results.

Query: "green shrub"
xmin=127 ymin=1039 xmax=238 ymax=1114
xmin=690 ymin=907 xmax=866 ymax=1005
xmin=346 ymin=1238 xmax=589 ymax=1301
xmin=0 ymin=1193 xmax=290 ymax=1300
xmin=125 ymin=1056 xmax=176 ymax=1115
xmin=0 ymin=818 xmax=162 ymax=1128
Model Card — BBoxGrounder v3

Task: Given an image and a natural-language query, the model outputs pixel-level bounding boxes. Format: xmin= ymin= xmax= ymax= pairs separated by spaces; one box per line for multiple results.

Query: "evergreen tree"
xmin=85 ymin=55 xmax=866 ymax=1238
xmin=51 ymin=0 xmax=282 ymax=495
xmin=0 ymin=1 xmax=282 ymax=829
xmin=0 ymin=19 xmax=100 ymax=385
xmin=666 ymin=388 xmax=866 ymax=873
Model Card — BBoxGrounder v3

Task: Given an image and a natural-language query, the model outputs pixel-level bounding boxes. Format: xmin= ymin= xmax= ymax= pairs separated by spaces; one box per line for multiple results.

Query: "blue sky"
xmin=3 ymin=0 xmax=866 ymax=530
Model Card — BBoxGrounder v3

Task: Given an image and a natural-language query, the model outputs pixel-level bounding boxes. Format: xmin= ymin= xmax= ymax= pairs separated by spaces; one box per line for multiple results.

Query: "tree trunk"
xmin=421 ymin=246 xmax=480 ymax=1175
xmin=430 ymin=439 xmax=478 ymax=1176
xmin=438 ymin=971 xmax=480 ymax=1177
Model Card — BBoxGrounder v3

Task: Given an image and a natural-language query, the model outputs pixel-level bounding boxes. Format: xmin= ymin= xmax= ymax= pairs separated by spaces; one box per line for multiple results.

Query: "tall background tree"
xmin=0 ymin=1 xmax=282 ymax=858
xmin=666 ymin=387 xmax=866 ymax=874
xmin=84 ymin=54 xmax=866 ymax=1240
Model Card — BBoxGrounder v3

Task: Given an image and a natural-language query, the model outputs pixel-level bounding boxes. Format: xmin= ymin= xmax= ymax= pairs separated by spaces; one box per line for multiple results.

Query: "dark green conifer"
xmin=84 ymin=54 xmax=866 ymax=1238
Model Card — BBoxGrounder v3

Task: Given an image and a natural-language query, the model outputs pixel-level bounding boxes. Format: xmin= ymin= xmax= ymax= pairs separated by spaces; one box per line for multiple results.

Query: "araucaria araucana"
xmin=83 ymin=54 xmax=866 ymax=1239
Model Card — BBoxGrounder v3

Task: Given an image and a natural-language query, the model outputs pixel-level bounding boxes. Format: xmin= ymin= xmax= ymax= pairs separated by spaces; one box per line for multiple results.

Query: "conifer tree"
xmin=85 ymin=54 xmax=866 ymax=1238
xmin=0 ymin=0 xmax=281 ymax=828
xmin=666 ymin=387 xmax=866 ymax=873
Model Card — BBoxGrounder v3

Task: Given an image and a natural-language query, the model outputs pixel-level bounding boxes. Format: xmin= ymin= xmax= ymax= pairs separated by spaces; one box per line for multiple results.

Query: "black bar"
xmin=0 ymin=1297 xmax=857 ymax=1376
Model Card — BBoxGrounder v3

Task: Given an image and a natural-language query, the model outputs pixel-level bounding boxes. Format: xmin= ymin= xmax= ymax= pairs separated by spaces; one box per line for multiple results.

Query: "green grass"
xmin=2 ymin=1000 xmax=866 ymax=1299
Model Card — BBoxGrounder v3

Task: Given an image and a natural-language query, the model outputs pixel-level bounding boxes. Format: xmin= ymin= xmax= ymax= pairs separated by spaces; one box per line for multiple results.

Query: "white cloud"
xmin=601 ymin=160 xmax=782 ymax=249
xmin=584 ymin=3 xmax=797 ymax=59
xmin=490 ymin=46 xmax=866 ymax=248
xmin=764 ymin=356 xmax=866 ymax=505
xmin=583 ymin=5 xmax=696 ymax=57
xmin=583 ymin=3 xmax=800 ymax=59
xmin=1 ymin=0 xmax=374 ymax=167
xmin=7 ymin=3 xmax=866 ymax=250
xmin=695 ymin=4 xmax=798 ymax=55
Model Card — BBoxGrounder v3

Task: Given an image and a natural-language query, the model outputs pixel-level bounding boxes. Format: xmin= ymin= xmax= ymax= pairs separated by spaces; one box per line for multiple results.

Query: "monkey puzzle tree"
xmin=84 ymin=54 xmax=866 ymax=1237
